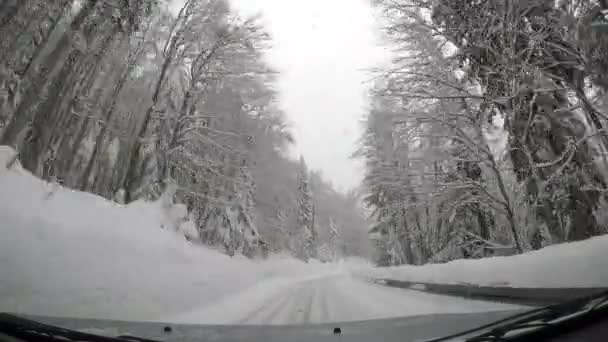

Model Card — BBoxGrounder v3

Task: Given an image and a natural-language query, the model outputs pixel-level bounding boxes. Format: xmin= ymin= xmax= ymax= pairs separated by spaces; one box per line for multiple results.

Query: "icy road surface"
xmin=165 ymin=274 xmax=523 ymax=325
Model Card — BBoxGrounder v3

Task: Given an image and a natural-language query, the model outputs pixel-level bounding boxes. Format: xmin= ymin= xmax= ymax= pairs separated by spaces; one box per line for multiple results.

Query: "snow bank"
xmin=0 ymin=146 xmax=347 ymax=321
xmin=355 ymin=235 xmax=608 ymax=288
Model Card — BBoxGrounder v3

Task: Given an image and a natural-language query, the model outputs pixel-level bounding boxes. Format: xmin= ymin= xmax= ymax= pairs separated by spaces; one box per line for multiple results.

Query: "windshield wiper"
xmin=0 ymin=313 xmax=162 ymax=342
xmin=425 ymin=290 xmax=608 ymax=342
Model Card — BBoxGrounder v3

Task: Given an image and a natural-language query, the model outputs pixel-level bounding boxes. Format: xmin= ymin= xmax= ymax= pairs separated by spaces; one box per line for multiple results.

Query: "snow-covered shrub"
xmin=114 ymin=189 xmax=126 ymax=204
xmin=169 ymin=203 xmax=188 ymax=227
xmin=0 ymin=146 xmax=19 ymax=170
xmin=593 ymin=197 xmax=608 ymax=235
xmin=179 ymin=218 xmax=200 ymax=241
xmin=316 ymin=243 xmax=333 ymax=263
xmin=155 ymin=180 xmax=201 ymax=241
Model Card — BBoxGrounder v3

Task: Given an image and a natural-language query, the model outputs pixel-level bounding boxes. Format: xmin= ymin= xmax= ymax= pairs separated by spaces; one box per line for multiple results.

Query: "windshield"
xmin=0 ymin=0 xmax=607 ymax=337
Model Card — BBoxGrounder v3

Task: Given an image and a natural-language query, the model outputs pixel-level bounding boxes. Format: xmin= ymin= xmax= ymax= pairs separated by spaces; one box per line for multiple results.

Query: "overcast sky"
xmin=172 ymin=0 xmax=389 ymax=190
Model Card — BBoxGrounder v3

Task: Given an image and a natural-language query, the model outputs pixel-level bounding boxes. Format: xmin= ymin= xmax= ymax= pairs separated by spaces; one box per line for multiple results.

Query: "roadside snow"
xmin=3 ymin=143 xmax=602 ymax=325
xmin=354 ymin=236 xmax=608 ymax=288
xmin=0 ymin=146 xmax=348 ymax=321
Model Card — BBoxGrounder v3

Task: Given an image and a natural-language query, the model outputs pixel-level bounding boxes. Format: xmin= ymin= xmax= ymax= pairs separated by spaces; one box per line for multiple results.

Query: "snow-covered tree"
xmin=294 ymin=156 xmax=315 ymax=261
xmin=361 ymin=0 xmax=608 ymax=265
xmin=0 ymin=0 xmax=373 ymax=260
xmin=327 ymin=218 xmax=341 ymax=262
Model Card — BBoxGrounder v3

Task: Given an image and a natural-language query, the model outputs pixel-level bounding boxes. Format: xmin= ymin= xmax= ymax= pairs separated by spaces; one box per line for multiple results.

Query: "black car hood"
xmin=13 ymin=310 xmax=527 ymax=342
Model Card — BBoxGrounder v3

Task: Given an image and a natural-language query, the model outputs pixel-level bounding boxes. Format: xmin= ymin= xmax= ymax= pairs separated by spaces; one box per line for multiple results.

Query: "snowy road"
xmin=165 ymin=274 xmax=524 ymax=325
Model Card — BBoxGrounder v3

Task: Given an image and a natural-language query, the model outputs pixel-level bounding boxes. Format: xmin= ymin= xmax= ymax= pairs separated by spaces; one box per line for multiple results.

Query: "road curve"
xmin=165 ymin=274 xmax=524 ymax=325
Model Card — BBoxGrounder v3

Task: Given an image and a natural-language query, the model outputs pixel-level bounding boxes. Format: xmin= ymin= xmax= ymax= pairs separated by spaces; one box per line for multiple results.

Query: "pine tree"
xmin=295 ymin=156 xmax=315 ymax=261
xmin=328 ymin=218 xmax=341 ymax=262
xmin=237 ymin=163 xmax=261 ymax=257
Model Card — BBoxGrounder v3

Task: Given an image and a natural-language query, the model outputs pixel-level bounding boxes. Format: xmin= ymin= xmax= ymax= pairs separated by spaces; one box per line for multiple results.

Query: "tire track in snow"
xmin=323 ymin=276 xmax=371 ymax=322
xmin=239 ymin=284 xmax=295 ymax=324
xmin=307 ymin=276 xmax=331 ymax=324
xmin=285 ymin=282 xmax=314 ymax=324
xmin=258 ymin=286 xmax=295 ymax=324
xmin=238 ymin=278 xmax=304 ymax=324
xmin=319 ymin=278 xmax=331 ymax=322
xmin=168 ymin=274 xmax=523 ymax=325
xmin=236 ymin=301 xmax=271 ymax=325
xmin=285 ymin=283 xmax=306 ymax=323
xmin=303 ymin=281 xmax=317 ymax=323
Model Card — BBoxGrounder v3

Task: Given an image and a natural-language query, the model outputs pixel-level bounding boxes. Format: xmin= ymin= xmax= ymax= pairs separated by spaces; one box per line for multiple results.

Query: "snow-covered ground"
xmin=0 ymin=145 xmax=521 ymax=324
xmin=0 ymin=146 xmax=520 ymax=324
xmin=1 ymin=144 xmax=603 ymax=326
xmin=0 ymin=146 xmax=349 ymax=321
xmin=164 ymin=274 xmax=520 ymax=325
xmin=354 ymin=236 xmax=608 ymax=288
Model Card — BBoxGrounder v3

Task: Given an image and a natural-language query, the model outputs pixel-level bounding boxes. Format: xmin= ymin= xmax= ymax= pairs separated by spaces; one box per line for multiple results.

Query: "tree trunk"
xmin=53 ymin=34 xmax=118 ymax=183
xmin=0 ymin=0 xmax=28 ymax=31
xmin=80 ymin=47 xmax=134 ymax=191
xmin=0 ymin=0 xmax=96 ymax=148
xmin=16 ymin=47 xmax=83 ymax=174
xmin=491 ymin=158 xmax=523 ymax=253
xmin=1 ymin=2 xmax=43 ymax=62
xmin=0 ymin=0 xmax=70 ymax=137
xmin=122 ymin=43 xmax=175 ymax=202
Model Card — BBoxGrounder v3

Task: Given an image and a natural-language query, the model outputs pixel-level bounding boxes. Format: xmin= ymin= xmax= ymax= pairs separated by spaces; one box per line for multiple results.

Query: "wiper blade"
xmin=115 ymin=336 xmax=161 ymax=342
xmin=425 ymin=289 xmax=608 ymax=342
xmin=0 ymin=313 xmax=163 ymax=342
xmin=465 ymin=292 xmax=608 ymax=342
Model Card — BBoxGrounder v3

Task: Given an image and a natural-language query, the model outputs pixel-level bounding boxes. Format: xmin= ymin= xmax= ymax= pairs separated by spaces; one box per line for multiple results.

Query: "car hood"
xmin=16 ymin=309 xmax=527 ymax=342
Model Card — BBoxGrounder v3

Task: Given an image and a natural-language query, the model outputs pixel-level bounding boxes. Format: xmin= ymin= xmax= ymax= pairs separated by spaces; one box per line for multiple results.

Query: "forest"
xmin=3 ymin=0 xmax=608 ymax=268
xmin=360 ymin=0 xmax=608 ymax=265
xmin=0 ymin=0 xmax=370 ymax=262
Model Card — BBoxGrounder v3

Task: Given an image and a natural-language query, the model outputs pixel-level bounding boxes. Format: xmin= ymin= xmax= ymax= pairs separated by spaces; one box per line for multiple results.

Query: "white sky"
xmin=172 ymin=0 xmax=389 ymax=190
